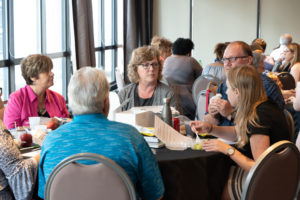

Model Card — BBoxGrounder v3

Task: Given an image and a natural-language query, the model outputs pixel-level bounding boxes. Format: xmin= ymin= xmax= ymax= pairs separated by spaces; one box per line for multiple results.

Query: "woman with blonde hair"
xmin=286 ymin=43 xmax=300 ymax=82
xmin=151 ymin=35 xmax=172 ymax=66
xmin=118 ymin=46 xmax=181 ymax=112
xmin=272 ymin=43 xmax=300 ymax=75
xmin=190 ymin=65 xmax=289 ymax=199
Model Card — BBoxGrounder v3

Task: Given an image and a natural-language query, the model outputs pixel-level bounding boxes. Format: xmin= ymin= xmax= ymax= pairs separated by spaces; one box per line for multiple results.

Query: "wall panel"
xmin=153 ymin=0 xmax=190 ymax=41
xmin=260 ymin=0 xmax=300 ymax=54
xmin=192 ymin=0 xmax=257 ymax=66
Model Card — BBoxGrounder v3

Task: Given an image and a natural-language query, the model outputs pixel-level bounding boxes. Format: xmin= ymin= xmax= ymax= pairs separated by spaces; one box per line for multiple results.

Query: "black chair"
xmin=277 ymin=72 xmax=296 ymax=90
xmin=241 ymin=140 xmax=300 ymax=200
xmin=283 ymin=109 xmax=295 ymax=142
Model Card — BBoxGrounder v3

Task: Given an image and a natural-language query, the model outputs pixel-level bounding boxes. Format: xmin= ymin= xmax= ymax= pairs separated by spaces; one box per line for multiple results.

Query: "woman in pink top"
xmin=4 ymin=54 xmax=69 ymax=129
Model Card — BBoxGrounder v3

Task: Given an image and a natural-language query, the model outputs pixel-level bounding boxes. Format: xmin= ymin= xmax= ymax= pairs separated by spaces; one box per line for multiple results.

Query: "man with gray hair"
xmin=270 ymin=33 xmax=293 ymax=62
xmin=38 ymin=67 xmax=165 ymax=200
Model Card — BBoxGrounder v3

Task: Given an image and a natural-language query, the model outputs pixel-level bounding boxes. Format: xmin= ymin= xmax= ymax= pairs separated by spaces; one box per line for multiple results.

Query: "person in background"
xmin=0 ymin=93 xmax=5 ymax=121
xmin=163 ymin=38 xmax=203 ymax=119
xmin=151 ymin=35 xmax=172 ymax=67
xmin=118 ymin=46 xmax=181 ymax=112
xmin=270 ymin=33 xmax=293 ymax=62
xmin=4 ymin=54 xmax=69 ymax=129
xmin=272 ymin=43 xmax=297 ymax=73
xmin=0 ymin=120 xmax=39 ymax=199
xmin=38 ymin=67 xmax=165 ymax=200
xmin=202 ymin=42 xmax=229 ymax=82
xmin=250 ymin=43 xmax=264 ymax=54
xmin=251 ymin=38 xmax=267 ymax=53
xmin=286 ymin=43 xmax=300 ymax=83
xmin=252 ymin=38 xmax=273 ymax=71
xmin=252 ymin=51 xmax=265 ymax=73
xmin=293 ymin=82 xmax=300 ymax=111
xmin=293 ymin=82 xmax=300 ymax=147
xmin=204 ymin=41 xmax=284 ymax=126
xmin=190 ymin=65 xmax=289 ymax=199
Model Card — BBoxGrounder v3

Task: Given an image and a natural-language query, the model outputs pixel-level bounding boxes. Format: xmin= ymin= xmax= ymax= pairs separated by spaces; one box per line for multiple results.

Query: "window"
xmin=92 ymin=0 xmax=123 ymax=89
xmin=0 ymin=0 xmax=71 ymax=100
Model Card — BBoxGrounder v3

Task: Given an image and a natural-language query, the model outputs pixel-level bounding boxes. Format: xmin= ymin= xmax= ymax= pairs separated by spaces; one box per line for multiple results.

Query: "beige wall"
xmin=192 ymin=0 xmax=256 ymax=66
xmin=260 ymin=0 xmax=300 ymax=54
xmin=153 ymin=0 xmax=300 ymax=67
xmin=153 ymin=0 xmax=190 ymax=41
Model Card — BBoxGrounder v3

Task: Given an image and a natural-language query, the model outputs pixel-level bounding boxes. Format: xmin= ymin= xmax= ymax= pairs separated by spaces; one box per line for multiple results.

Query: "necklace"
xmin=38 ymin=107 xmax=46 ymax=115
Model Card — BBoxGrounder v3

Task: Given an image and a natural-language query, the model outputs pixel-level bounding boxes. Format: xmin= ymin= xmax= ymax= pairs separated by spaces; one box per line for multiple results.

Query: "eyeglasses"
xmin=138 ymin=62 xmax=159 ymax=70
xmin=221 ymin=56 xmax=249 ymax=63
xmin=284 ymin=49 xmax=294 ymax=53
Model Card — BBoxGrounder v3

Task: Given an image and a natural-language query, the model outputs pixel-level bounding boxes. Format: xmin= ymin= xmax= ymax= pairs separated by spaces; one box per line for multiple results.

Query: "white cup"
xmin=29 ymin=117 xmax=41 ymax=129
xmin=31 ymin=125 xmax=47 ymax=131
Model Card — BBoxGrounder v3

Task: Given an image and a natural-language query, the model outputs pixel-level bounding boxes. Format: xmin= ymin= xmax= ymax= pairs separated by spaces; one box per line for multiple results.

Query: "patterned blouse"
xmin=0 ymin=126 xmax=38 ymax=200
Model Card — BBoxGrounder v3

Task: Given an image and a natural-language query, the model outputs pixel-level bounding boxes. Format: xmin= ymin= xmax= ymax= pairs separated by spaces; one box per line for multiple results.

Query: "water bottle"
xmin=162 ymin=98 xmax=172 ymax=126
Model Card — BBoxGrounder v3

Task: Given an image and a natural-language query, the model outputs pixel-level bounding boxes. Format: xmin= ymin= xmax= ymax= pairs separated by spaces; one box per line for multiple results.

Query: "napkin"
xmin=154 ymin=116 xmax=193 ymax=150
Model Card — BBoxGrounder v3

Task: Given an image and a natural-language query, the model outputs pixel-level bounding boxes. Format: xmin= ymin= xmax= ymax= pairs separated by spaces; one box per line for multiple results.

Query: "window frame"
xmin=93 ymin=0 xmax=123 ymax=91
xmin=0 ymin=0 xmax=72 ymax=100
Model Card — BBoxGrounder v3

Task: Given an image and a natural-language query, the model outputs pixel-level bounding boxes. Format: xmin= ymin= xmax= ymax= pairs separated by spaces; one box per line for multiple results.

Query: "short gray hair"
xmin=68 ymin=67 xmax=109 ymax=115
xmin=280 ymin=34 xmax=292 ymax=46
xmin=252 ymin=51 xmax=265 ymax=69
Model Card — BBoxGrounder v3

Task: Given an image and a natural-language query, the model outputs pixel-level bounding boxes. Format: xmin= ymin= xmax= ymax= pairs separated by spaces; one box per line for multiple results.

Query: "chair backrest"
xmin=195 ymin=90 xmax=215 ymax=120
xmin=277 ymin=72 xmax=296 ymax=90
xmin=241 ymin=140 xmax=300 ymax=200
xmin=283 ymin=109 xmax=295 ymax=142
xmin=192 ymin=74 xmax=221 ymax=104
xmin=115 ymin=67 xmax=125 ymax=91
xmin=45 ymin=153 xmax=136 ymax=200
xmin=108 ymin=91 xmax=121 ymax=121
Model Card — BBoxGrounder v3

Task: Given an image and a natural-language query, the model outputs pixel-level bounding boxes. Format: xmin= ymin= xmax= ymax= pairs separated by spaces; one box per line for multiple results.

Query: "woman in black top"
xmin=190 ymin=65 xmax=289 ymax=199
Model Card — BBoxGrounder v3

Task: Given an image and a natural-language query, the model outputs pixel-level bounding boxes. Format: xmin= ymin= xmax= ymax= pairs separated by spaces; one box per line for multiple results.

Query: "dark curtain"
xmin=72 ymin=0 xmax=96 ymax=69
xmin=124 ymin=0 xmax=153 ymax=83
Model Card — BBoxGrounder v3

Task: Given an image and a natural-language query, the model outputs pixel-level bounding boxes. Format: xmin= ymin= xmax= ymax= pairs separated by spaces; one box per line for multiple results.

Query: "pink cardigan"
xmin=4 ymin=85 xmax=69 ymax=129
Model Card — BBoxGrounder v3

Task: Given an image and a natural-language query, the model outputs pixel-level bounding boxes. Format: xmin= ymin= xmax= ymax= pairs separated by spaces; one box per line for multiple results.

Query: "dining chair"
xmin=283 ymin=109 xmax=295 ymax=142
xmin=192 ymin=74 xmax=221 ymax=105
xmin=241 ymin=140 xmax=300 ymax=200
xmin=115 ymin=67 xmax=125 ymax=91
xmin=194 ymin=89 xmax=215 ymax=120
xmin=277 ymin=72 xmax=296 ymax=90
xmin=44 ymin=153 xmax=136 ymax=200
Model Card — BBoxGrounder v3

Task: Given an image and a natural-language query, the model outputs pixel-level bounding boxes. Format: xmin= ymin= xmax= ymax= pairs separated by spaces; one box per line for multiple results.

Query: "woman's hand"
xmin=202 ymin=139 xmax=230 ymax=155
xmin=282 ymin=89 xmax=295 ymax=103
xmin=189 ymin=121 xmax=212 ymax=134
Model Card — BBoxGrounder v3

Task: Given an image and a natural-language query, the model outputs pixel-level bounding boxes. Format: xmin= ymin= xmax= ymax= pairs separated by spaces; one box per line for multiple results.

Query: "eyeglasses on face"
xmin=138 ymin=62 xmax=159 ymax=70
xmin=221 ymin=56 xmax=249 ymax=63
xmin=284 ymin=49 xmax=294 ymax=53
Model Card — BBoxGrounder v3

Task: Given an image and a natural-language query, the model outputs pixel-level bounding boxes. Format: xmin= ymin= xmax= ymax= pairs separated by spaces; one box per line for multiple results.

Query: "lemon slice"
xmin=192 ymin=143 xmax=202 ymax=150
xmin=200 ymin=133 xmax=208 ymax=137
xmin=139 ymin=127 xmax=155 ymax=136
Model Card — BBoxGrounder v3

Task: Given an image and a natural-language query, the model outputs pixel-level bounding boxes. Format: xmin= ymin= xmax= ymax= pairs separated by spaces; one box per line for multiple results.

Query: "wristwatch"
xmin=227 ymin=147 xmax=235 ymax=156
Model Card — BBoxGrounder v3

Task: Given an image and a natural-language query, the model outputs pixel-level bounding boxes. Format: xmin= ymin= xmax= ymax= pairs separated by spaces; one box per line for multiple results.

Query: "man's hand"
xmin=209 ymin=99 xmax=234 ymax=118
